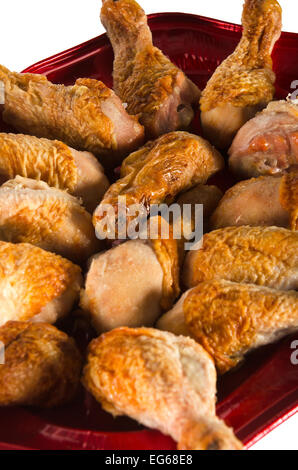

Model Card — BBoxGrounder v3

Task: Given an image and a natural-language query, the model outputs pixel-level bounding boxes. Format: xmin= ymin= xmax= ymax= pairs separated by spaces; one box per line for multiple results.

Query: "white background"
xmin=0 ymin=0 xmax=297 ymax=450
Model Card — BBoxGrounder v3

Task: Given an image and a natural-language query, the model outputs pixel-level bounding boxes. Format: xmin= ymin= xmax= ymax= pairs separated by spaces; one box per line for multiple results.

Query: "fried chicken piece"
xmin=81 ymin=217 xmax=183 ymax=332
xmin=0 ymin=66 xmax=144 ymax=166
xmin=0 ymin=321 xmax=82 ymax=407
xmin=157 ymin=280 xmax=298 ymax=374
xmin=82 ymin=327 xmax=243 ymax=450
xmin=0 ymin=133 xmax=109 ymax=212
xmin=200 ymin=0 xmax=282 ymax=149
xmin=0 ymin=242 xmax=82 ymax=327
xmin=100 ymin=0 xmax=200 ymax=138
xmin=0 ymin=177 xmax=102 ymax=263
xmin=229 ymin=100 xmax=298 ymax=177
xmin=93 ymin=132 xmax=224 ymax=239
xmin=183 ymin=226 xmax=298 ymax=291
xmin=210 ymin=172 xmax=298 ymax=231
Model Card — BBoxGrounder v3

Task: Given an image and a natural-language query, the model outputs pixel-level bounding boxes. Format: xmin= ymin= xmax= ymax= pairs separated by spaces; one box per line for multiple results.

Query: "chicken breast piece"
xmin=0 ymin=176 xmax=102 ymax=263
xmin=0 ymin=242 xmax=82 ymax=327
xmin=101 ymin=0 xmax=200 ymax=138
xmin=183 ymin=226 xmax=298 ymax=291
xmin=200 ymin=0 xmax=282 ymax=149
xmin=0 ymin=321 xmax=82 ymax=407
xmin=0 ymin=133 xmax=109 ymax=212
xmin=82 ymin=327 xmax=242 ymax=450
xmin=0 ymin=66 xmax=144 ymax=166
xmin=158 ymin=280 xmax=298 ymax=374
xmin=210 ymin=172 xmax=298 ymax=231
xmin=93 ymin=132 xmax=224 ymax=239
xmin=229 ymin=100 xmax=298 ymax=177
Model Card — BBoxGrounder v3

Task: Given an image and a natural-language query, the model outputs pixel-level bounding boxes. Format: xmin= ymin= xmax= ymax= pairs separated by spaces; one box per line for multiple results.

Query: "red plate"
xmin=0 ymin=12 xmax=297 ymax=450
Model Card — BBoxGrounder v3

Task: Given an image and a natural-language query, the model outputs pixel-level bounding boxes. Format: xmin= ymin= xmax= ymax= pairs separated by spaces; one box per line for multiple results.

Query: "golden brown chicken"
xmin=200 ymin=0 xmax=282 ymax=149
xmin=183 ymin=226 xmax=298 ymax=291
xmin=81 ymin=216 xmax=183 ymax=332
xmin=0 ymin=66 xmax=144 ymax=166
xmin=229 ymin=100 xmax=298 ymax=177
xmin=0 ymin=133 xmax=109 ymax=212
xmin=157 ymin=280 xmax=298 ymax=374
xmin=93 ymin=132 xmax=224 ymax=239
xmin=0 ymin=242 xmax=82 ymax=327
xmin=210 ymin=172 xmax=298 ymax=231
xmin=0 ymin=321 xmax=82 ymax=407
xmin=0 ymin=176 xmax=102 ymax=263
xmin=82 ymin=327 xmax=243 ymax=450
xmin=100 ymin=0 xmax=201 ymax=138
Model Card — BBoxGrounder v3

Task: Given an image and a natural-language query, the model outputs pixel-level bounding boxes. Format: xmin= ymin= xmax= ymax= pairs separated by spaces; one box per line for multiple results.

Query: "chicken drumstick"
xmin=200 ymin=0 xmax=282 ymax=149
xmin=100 ymin=0 xmax=200 ymax=138
xmin=82 ymin=327 xmax=243 ymax=450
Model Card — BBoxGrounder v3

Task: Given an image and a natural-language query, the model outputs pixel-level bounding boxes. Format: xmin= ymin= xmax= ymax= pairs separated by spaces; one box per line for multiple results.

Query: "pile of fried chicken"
xmin=0 ymin=0 xmax=297 ymax=451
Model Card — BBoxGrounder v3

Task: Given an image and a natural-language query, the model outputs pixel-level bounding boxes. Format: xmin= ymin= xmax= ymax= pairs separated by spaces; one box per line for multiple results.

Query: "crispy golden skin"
xmin=0 ymin=177 xmax=102 ymax=263
xmin=0 ymin=133 xmax=109 ymax=212
xmin=101 ymin=0 xmax=200 ymax=138
xmin=210 ymin=172 xmax=298 ymax=231
xmin=200 ymin=0 xmax=282 ymax=148
xmin=93 ymin=132 xmax=224 ymax=239
xmin=82 ymin=327 xmax=242 ymax=450
xmin=0 ymin=321 xmax=82 ymax=407
xmin=0 ymin=66 xmax=144 ymax=165
xmin=177 ymin=280 xmax=298 ymax=374
xmin=183 ymin=226 xmax=298 ymax=291
xmin=0 ymin=242 xmax=82 ymax=327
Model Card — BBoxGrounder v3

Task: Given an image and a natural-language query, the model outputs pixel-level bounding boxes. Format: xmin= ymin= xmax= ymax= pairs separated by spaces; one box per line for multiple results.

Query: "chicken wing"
xmin=93 ymin=132 xmax=224 ymax=239
xmin=157 ymin=280 xmax=298 ymax=374
xmin=0 ymin=321 xmax=81 ymax=407
xmin=183 ymin=226 xmax=298 ymax=291
xmin=0 ymin=242 xmax=82 ymax=327
xmin=0 ymin=133 xmax=109 ymax=212
xmin=229 ymin=100 xmax=298 ymax=177
xmin=210 ymin=172 xmax=298 ymax=231
xmin=81 ymin=216 xmax=183 ymax=332
xmin=100 ymin=0 xmax=200 ymax=138
xmin=0 ymin=176 xmax=102 ymax=263
xmin=82 ymin=327 xmax=243 ymax=450
xmin=200 ymin=0 xmax=282 ymax=149
xmin=0 ymin=66 xmax=144 ymax=166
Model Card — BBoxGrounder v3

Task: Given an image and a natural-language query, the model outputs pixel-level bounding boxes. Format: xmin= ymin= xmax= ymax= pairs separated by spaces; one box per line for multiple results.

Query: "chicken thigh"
xmin=100 ymin=0 xmax=200 ymax=138
xmin=183 ymin=226 xmax=298 ymax=291
xmin=82 ymin=327 xmax=243 ymax=450
xmin=93 ymin=132 xmax=224 ymax=239
xmin=0 ymin=176 xmax=102 ymax=263
xmin=0 ymin=133 xmax=109 ymax=212
xmin=0 ymin=66 xmax=144 ymax=166
xmin=200 ymin=0 xmax=282 ymax=149
xmin=229 ymin=100 xmax=298 ymax=177
xmin=0 ymin=242 xmax=82 ymax=327
xmin=210 ymin=172 xmax=298 ymax=231
xmin=0 ymin=321 xmax=82 ymax=407
xmin=158 ymin=280 xmax=298 ymax=374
